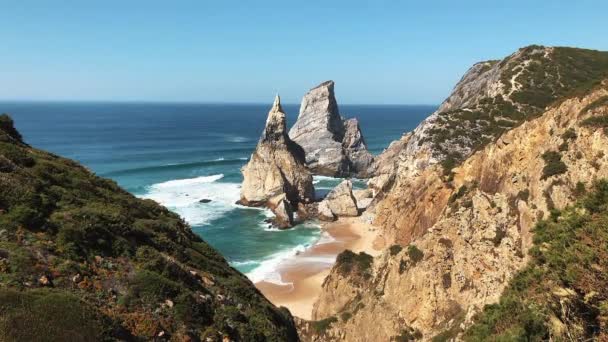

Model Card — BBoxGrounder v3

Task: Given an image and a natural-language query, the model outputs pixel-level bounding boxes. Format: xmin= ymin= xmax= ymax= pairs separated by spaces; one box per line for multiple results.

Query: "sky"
xmin=0 ymin=0 xmax=607 ymax=104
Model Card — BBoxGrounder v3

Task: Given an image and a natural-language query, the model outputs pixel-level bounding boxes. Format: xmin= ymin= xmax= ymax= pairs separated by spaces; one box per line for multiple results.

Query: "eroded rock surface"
xmin=289 ymin=81 xmax=374 ymax=177
xmin=240 ymin=95 xmax=314 ymax=227
xmin=321 ymin=180 xmax=359 ymax=217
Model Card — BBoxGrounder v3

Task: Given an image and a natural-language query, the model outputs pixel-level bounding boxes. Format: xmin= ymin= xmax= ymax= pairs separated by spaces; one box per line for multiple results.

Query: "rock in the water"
xmin=342 ymin=118 xmax=374 ymax=177
xmin=289 ymin=81 xmax=373 ymax=177
xmin=239 ymin=95 xmax=314 ymax=220
xmin=268 ymin=194 xmax=294 ymax=229
xmin=317 ymin=200 xmax=336 ymax=221
xmin=323 ymin=179 xmax=359 ymax=217
xmin=199 ymin=199 xmax=212 ymax=203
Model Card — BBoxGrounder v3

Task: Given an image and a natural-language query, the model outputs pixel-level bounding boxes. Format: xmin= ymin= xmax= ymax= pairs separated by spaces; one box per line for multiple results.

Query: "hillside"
xmin=0 ymin=114 xmax=298 ymax=341
xmin=300 ymin=46 xmax=608 ymax=341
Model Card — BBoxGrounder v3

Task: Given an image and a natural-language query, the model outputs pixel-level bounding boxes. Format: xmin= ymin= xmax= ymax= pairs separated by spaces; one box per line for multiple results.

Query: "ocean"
xmin=3 ymin=101 xmax=433 ymax=283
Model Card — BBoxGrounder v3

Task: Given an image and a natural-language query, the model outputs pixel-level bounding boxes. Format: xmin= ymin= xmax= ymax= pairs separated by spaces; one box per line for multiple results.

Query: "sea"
xmin=3 ymin=101 xmax=433 ymax=284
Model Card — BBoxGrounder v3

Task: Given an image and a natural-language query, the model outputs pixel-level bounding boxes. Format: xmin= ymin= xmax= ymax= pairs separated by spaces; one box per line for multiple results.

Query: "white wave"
xmin=226 ymin=136 xmax=250 ymax=143
xmin=230 ymin=260 xmax=258 ymax=267
xmin=312 ymin=175 xmax=342 ymax=184
xmin=246 ymin=244 xmax=309 ymax=285
xmin=140 ymin=174 xmax=240 ymax=226
xmin=153 ymin=174 xmax=224 ymax=188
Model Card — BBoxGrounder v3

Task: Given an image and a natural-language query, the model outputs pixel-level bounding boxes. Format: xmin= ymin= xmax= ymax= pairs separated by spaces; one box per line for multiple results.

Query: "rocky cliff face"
xmin=240 ymin=96 xmax=314 ymax=227
xmin=289 ymin=81 xmax=374 ymax=177
xmin=302 ymin=46 xmax=608 ymax=341
xmin=0 ymin=114 xmax=299 ymax=341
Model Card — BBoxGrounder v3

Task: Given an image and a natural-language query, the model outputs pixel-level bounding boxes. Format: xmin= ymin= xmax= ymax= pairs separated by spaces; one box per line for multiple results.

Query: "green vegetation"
xmin=336 ymin=250 xmax=373 ymax=277
xmin=425 ymin=46 xmax=608 ymax=175
xmin=312 ymin=316 xmax=338 ymax=334
xmin=581 ymin=115 xmax=608 ymax=135
xmin=0 ymin=116 xmax=298 ymax=341
xmin=407 ymin=245 xmax=424 ymax=264
xmin=389 ymin=244 xmax=403 ymax=256
xmin=541 ymin=151 xmax=568 ymax=179
xmin=340 ymin=311 xmax=352 ymax=322
xmin=463 ymin=180 xmax=608 ymax=341
xmin=391 ymin=326 xmax=423 ymax=341
xmin=579 ymin=95 xmax=608 ymax=115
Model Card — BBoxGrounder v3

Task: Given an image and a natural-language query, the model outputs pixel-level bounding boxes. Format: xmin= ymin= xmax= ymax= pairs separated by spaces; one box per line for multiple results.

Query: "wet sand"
xmin=255 ymin=217 xmax=384 ymax=319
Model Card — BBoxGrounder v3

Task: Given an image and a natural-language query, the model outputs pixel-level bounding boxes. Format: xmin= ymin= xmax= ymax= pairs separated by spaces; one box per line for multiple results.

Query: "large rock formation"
xmin=240 ymin=95 xmax=314 ymax=227
xmin=301 ymin=46 xmax=608 ymax=341
xmin=0 ymin=114 xmax=299 ymax=341
xmin=320 ymin=179 xmax=359 ymax=217
xmin=289 ymin=81 xmax=374 ymax=177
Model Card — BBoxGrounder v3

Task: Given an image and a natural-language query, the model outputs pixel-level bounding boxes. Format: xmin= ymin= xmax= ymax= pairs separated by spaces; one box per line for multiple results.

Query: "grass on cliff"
xmin=462 ymin=179 xmax=608 ymax=341
xmin=0 ymin=114 xmax=298 ymax=341
xmin=426 ymin=46 xmax=608 ymax=176
xmin=336 ymin=250 xmax=373 ymax=278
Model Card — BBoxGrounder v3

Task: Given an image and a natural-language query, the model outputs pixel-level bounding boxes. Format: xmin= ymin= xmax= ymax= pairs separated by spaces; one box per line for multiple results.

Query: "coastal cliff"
xmin=240 ymin=95 xmax=314 ymax=228
xmin=0 ymin=114 xmax=299 ymax=341
xmin=289 ymin=81 xmax=374 ymax=178
xmin=302 ymin=46 xmax=608 ymax=341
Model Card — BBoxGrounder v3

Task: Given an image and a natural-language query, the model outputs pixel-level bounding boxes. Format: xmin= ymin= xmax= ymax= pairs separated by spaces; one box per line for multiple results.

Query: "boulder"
xmin=317 ymin=201 xmax=336 ymax=221
xmin=342 ymin=118 xmax=374 ymax=177
xmin=289 ymin=81 xmax=373 ymax=177
xmin=323 ymin=180 xmax=359 ymax=217
xmin=239 ymin=95 xmax=314 ymax=207
xmin=268 ymin=194 xmax=295 ymax=229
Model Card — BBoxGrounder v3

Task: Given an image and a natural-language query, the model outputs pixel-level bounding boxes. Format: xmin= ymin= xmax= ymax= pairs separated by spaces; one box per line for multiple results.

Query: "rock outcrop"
xmin=303 ymin=46 xmax=608 ymax=341
xmin=320 ymin=180 xmax=359 ymax=217
xmin=289 ymin=81 xmax=374 ymax=177
xmin=240 ymin=95 xmax=314 ymax=227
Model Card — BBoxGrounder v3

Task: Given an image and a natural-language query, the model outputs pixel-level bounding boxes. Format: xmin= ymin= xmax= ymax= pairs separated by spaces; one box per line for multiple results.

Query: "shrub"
xmin=336 ymin=250 xmax=373 ymax=276
xmin=516 ymin=189 xmax=530 ymax=202
xmin=561 ymin=128 xmax=577 ymax=140
xmin=340 ymin=312 xmax=352 ymax=322
xmin=407 ymin=245 xmax=424 ymax=264
xmin=541 ymin=151 xmax=567 ymax=179
xmin=463 ymin=179 xmax=608 ymax=341
xmin=392 ymin=327 xmax=423 ymax=341
xmin=389 ymin=244 xmax=403 ymax=256
xmin=0 ymin=289 xmax=105 ymax=341
xmin=312 ymin=316 xmax=338 ymax=334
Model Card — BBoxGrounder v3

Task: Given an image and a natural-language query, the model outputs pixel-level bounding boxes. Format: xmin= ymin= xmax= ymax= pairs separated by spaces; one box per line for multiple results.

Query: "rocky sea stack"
xmin=289 ymin=81 xmax=374 ymax=178
xmin=239 ymin=95 xmax=314 ymax=228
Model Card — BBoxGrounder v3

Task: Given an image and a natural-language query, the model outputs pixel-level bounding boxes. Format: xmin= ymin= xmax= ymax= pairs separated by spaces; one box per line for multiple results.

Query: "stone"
xmin=289 ymin=81 xmax=373 ymax=177
xmin=199 ymin=199 xmax=212 ymax=203
xmin=239 ymin=95 xmax=314 ymax=208
xmin=342 ymin=118 xmax=374 ymax=177
xmin=317 ymin=200 xmax=336 ymax=221
xmin=323 ymin=180 xmax=359 ymax=217
xmin=269 ymin=194 xmax=294 ymax=229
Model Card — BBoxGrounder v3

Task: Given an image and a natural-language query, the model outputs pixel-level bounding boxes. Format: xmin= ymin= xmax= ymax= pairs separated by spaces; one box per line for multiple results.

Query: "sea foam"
xmin=140 ymin=174 xmax=241 ymax=226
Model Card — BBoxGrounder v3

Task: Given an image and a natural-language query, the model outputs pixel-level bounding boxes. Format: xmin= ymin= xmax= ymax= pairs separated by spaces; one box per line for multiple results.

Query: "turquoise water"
xmin=3 ymin=101 xmax=433 ymax=282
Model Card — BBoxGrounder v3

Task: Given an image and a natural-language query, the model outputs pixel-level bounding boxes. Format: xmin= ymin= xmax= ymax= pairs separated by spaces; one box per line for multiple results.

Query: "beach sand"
xmin=255 ymin=217 xmax=385 ymax=319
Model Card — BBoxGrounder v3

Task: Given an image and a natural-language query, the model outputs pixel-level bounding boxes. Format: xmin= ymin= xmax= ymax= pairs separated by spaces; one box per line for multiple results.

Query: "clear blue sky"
xmin=1 ymin=0 xmax=606 ymax=104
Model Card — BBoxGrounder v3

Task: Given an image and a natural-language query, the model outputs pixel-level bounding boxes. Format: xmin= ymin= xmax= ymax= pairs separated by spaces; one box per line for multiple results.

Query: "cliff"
xmin=302 ymin=46 xmax=608 ymax=341
xmin=240 ymin=95 xmax=315 ymax=228
xmin=0 ymin=114 xmax=299 ymax=341
xmin=289 ymin=81 xmax=374 ymax=178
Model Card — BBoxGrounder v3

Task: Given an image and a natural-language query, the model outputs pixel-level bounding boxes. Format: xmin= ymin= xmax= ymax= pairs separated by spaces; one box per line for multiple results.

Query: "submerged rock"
xmin=289 ymin=81 xmax=374 ymax=177
xmin=239 ymin=95 xmax=314 ymax=227
xmin=198 ymin=198 xmax=212 ymax=203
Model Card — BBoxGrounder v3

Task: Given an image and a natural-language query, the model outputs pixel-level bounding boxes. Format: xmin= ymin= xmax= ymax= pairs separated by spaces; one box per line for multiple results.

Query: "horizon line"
xmin=0 ymin=99 xmax=440 ymax=107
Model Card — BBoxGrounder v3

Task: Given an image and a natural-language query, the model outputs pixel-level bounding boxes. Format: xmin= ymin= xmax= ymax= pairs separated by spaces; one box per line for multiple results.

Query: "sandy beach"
xmin=255 ymin=217 xmax=385 ymax=319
